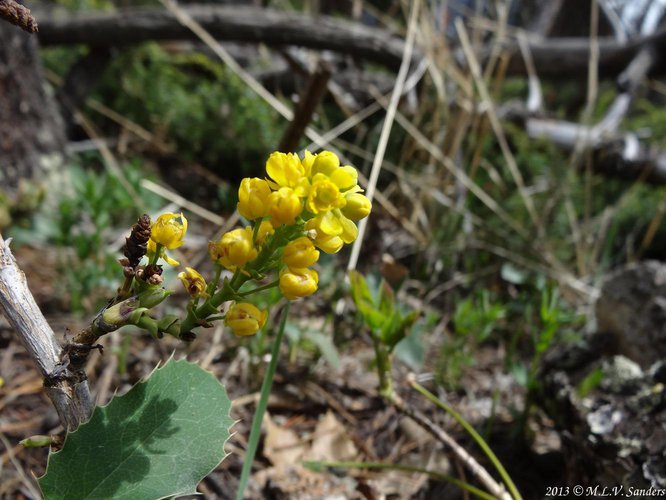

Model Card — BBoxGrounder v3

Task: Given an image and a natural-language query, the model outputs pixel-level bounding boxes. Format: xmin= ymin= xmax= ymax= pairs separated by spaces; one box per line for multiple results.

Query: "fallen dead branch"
xmin=36 ymin=5 xmax=666 ymax=80
xmin=37 ymin=5 xmax=411 ymax=70
xmin=0 ymin=234 xmax=92 ymax=430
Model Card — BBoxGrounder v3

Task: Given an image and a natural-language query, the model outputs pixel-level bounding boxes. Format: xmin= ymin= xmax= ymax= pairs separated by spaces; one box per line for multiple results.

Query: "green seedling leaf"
xmin=383 ymin=310 xmax=419 ymax=350
xmin=394 ymin=327 xmax=424 ymax=369
xmin=380 ymin=310 xmax=402 ymax=347
xmin=349 ymin=273 xmax=386 ymax=330
xmin=377 ymin=281 xmax=395 ymax=317
xmin=349 ymin=271 xmax=374 ymax=310
xmin=39 ymin=358 xmax=233 ymax=500
xmin=304 ymin=330 xmax=341 ymax=369
xmin=576 ymin=367 xmax=604 ymax=397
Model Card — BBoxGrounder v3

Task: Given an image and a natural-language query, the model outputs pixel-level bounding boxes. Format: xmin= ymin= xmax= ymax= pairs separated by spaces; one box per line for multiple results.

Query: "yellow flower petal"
xmin=283 ymin=237 xmax=320 ymax=268
xmin=150 ymin=212 xmax=187 ymax=249
xmin=279 ymin=267 xmax=319 ymax=300
xmin=318 ymin=211 xmax=343 ymax=236
xmin=238 ymin=178 xmax=271 ymax=220
xmin=226 ymin=302 xmax=267 ymax=336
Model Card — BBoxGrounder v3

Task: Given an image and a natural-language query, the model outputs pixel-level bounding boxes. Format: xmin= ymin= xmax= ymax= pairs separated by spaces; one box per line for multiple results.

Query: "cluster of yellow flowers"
xmin=244 ymin=150 xmax=372 ymax=252
xmin=148 ymin=150 xmax=371 ymax=338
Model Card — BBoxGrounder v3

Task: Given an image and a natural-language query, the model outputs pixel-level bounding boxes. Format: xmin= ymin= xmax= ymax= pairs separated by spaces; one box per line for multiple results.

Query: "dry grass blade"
xmin=517 ymin=30 xmax=543 ymax=113
xmin=160 ymin=0 xmax=426 ymax=246
xmin=73 ymin=110 xmax=143 ymax=205
xmin=455 ymin=19 xmax=541 ymax=232
xmin=140 ymin=179 xmax=225 ymax=226
xmin=377 ymin=90 xmax=529 ymax=241
xmin=0 ymin=433 xmax=40 ymax=499
xmin=304 ymin=101 xmax=382 ymax=153
xmin=347 ymin=0 xmax=421 ymax=272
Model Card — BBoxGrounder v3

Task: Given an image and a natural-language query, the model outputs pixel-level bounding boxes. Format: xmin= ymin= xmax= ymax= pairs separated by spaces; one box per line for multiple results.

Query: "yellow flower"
xmin=309 ymin=150 xmax=340 ymax=177
xmin=147 ymin=238 xmax=180 ymax=266
xmin=266 ymin=151 xmax=309 ymax=196
xmin=283 ymin=237 xmax=320 ymax=268
xmin=341 ymin=192 xmax=372 ymax=221
xmin=305 ymin=217 xmax=344 ymax=254
xmin=303 ymin=151 xmax=358 ymax=190
xmin=301 ymin=150 xmax=316 ymax=178
xmin=306 ymin=174 xmax=346 ymax=214
xmin=150 ymin=212 xmax=187 ymax=249
xmin=225 ymin=302 xmax=267 ymax=336
xmin=178 ymin=267 xmax=208 ymax=299
xmin=329 ymin=165 xmax=358 ymax=191
xmin=238 ymin=177 xmax=271 ymax=220
xmin=308 ymin=210 xmax=358 ymax=244
xmin=279 ymin=267 xmax=319 ymax=300
xmin=255 ymin=220 xmax=275 ymax=246
xmin=268 ymin=187 xmax=303 ymax=226
xmin=209 ymin=227 xmax=258 ymax=270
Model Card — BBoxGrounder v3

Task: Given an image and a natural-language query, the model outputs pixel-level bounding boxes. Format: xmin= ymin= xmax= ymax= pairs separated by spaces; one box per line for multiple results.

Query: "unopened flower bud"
xmin=283 ymin=237 xmax=320 ymax=268
xmin=238 ymin=178 xmax=271 ymax=220
xmin=341 ymin=193 xmax=372 ymax=221
xmin=279 ymin=267 xmax=319 ymax=300
xmin=268 ymin=187 xmax=302 ymax=226
xmin=209 ymin=227 xmax=258 ymax=270
xmin=225 ymin=302 xmax=267 ymax=336
xmin=255 ymin=220 xmax=275 ymax=246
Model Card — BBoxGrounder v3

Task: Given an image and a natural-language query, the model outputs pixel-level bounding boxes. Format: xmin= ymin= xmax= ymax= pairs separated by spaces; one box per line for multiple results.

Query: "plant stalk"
xmin=236 ymin=302 xmax=290 ymax=499
xmin=408 ymin=376 xmax=522 ymax=500
xmin=304 ymin=460 xmax=496 ymax=500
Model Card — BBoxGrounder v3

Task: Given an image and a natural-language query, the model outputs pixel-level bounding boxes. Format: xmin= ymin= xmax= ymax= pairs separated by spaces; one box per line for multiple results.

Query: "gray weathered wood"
xmin=37 ymin=5 xmax=410 ymax=70
xmin=0 ymin=234 xmax=93 ymax=430
xmin=34 ymin=5 xmax=666 ymax=79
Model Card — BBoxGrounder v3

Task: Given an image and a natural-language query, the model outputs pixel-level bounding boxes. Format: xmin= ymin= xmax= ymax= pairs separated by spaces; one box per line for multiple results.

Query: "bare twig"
xmin=456 ymin=19 xmax=541 ymax=232
xmin=278 ymin=61 xmax=332 ymax=153
xmin=347 ymin=0 xmax=420 ymax=272
xmin=0 ymin=0 xmax=37 ymax=33
xmin=388 ymin=390 xmax=512 ymax=500
xmin=0 ymin=235 xmax=92 ymax=430
xmin=39 ymin=5 xmax=411 ymax=70
xmin=35 ymin=5 xmax=666 ymax=81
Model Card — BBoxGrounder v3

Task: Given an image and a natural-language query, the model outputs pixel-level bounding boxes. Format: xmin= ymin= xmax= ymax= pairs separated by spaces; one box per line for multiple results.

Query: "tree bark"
xmin=0 ymin=21 xmax=66 ymax=192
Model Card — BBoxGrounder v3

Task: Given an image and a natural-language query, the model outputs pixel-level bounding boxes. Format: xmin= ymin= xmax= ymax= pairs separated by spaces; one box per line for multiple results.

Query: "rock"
xmin=599 ymin=356 xmax=644 ymax=394
xmin=538 ymin=260 xmax=666 ymax=488
xmin=595 ymin=260 xmax=666 ymax=368
xmin=539 ymin=352 xmax=666 ymax=488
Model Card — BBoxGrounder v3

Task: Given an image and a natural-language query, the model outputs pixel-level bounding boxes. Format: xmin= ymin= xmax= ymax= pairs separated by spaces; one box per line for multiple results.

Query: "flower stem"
xmin=237 ymin=279 xmax=280 ymax=297
xmin=408 ymin=377 xmax=522 ymax=500
xmin=236 ymin=302 xmax=290 ymax=500
xmin=149 ymin=243 xmax=162 ymax=266
xmin=209 ymin=263 xmax=223 ymax=294
xmin=114 ymin=275 xmax=134 ymax=304
xmin=303 ymin=460 xmax=496 ymax=500
xmin=371 ymin=333 xmax=393 ymax=399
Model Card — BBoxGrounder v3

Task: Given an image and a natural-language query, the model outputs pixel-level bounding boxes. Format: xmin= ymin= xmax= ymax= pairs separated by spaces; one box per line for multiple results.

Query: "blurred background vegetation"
xmin=3 ymin=0 xmax=666 ymax=496
xmin=5 ymin=0 xmax=665 ymax=393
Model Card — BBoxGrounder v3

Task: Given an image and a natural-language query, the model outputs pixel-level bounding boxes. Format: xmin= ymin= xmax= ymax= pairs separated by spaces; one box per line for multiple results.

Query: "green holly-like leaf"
xmin=39 ymin=358 xmax=233 ymax=500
